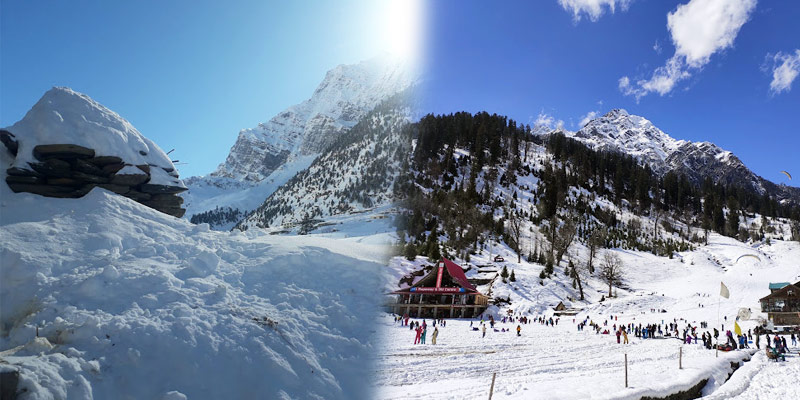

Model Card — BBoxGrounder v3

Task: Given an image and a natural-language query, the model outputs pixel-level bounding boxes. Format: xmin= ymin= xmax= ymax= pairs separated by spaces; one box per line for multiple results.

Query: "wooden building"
xmin=553 ymin=301 xmax=581 ymax=316
xmin=759 ymin=281 xmax=800 ymax=326
xmin=388 ymin=258 xmax=489 ymax=319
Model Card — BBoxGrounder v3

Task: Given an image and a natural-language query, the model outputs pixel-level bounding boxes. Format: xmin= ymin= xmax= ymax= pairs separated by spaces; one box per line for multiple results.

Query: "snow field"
xmin=382 ymin=218 xmax=800 ymax=398
xmin=375 ymin=315 xmax=756 ymax=400
xmin=0 ymin=146 xmax=387 ymax=400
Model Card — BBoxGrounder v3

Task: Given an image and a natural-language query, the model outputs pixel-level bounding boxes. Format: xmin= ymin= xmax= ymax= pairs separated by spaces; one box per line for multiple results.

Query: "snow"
xmin=703 ymin=350 xmax=800 ymax=399
xmin=116 ymin=165 xmax=147 ymax=175
xmin=181 ymin=155 xmax=316 ymax=229
xmin=3 ymin=87 xmax=183 ymax=188
xmin=0 ymin=147 xmax=386 ymax=399
xmin=380 ymin=223 xmax=800 ymax=399
xmin=375 ymin=315 xmax=758 ymax=400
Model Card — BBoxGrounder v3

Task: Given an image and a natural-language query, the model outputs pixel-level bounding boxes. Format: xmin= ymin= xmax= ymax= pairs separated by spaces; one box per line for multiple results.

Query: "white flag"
xmin=720 ymin=282 xmax=730 ymax=299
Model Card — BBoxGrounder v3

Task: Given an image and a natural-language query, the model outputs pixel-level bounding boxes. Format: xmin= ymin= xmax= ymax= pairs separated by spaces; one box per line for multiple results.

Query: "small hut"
xmin=388 ymin=258 xmax=489 ymax=319
xmin=553 ymin=301 xmax=581 ymax=316
xmin=759 ymin=281 xmax=800 ymax=326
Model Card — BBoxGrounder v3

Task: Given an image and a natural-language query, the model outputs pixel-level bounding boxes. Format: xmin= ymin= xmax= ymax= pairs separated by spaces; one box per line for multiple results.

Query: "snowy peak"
xmin=563 ymin=109 xmax=799 ymax=202
xmin=236 ymin=91 xmax=414 ymax=231
xmin=211 ymin=56 xmax=414 ymax=183
xmin=572 ymin=109 xmax=682 ymax=173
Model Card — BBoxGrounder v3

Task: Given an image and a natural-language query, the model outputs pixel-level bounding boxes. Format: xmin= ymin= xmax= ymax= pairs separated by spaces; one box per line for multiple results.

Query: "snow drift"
xmin=0 ymin=136 xmax=385 ymax=399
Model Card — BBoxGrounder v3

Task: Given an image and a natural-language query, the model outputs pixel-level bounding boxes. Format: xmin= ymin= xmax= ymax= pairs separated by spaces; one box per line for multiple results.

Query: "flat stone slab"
xmin=6 ymin=167 xmax=40 ymax=177
xmin=96 ymin=183 xmax=131 ymax=194
xmin=28 ymin=160 xmax=72 ymax=178
xmin=111 ymin=173 xmax=149 ymax=186
xmin=33 ymin=144 xmax=95 ymax=160
xmin=7 ymin=183 xmax=87 ymax=198
xmin=89 ymin=156 xmax=123 ymax=166
xmin=5 ymin=175 xmax=43 ymax=184
xmin=139 ymin=183 xmax=188 ymax=194
xmin=0 ymin=129 xmax=18 ymax=156
xmin=74 ymin=159 xmax=106 ymax=176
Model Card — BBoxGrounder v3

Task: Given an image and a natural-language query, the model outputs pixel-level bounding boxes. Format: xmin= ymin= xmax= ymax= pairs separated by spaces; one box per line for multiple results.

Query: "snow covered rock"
xmin=1 ymin=87 xmax=188 ymax=217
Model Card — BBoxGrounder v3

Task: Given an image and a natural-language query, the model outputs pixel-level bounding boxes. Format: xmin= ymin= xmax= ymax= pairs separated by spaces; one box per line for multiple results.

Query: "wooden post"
xmin=679 ymin=347 xmax=683 ymax=370
xmin=489 ymin=372 xmax=496 ymax=399
xmin=624 ymin=353 xmax=628 ymax=388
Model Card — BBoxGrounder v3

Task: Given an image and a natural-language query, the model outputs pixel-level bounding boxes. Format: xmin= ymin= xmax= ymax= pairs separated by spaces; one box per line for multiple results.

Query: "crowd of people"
xmin=392 ymin=311 xmax=798 ymax=362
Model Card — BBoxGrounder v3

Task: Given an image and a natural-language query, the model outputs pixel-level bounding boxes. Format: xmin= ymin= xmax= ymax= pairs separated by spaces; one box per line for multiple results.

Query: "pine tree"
xmin=404 ymin=243 xmax=417 ymax=261
xmin=544 ymin=259 xmax=554 ymax=277
xmin=510 ymin=269 xmax=516 ymax=282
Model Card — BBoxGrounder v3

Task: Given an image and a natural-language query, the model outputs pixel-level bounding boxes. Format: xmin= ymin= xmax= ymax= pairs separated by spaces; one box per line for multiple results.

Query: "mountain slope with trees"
xmin=394 ymin=111 xmax=800 ymax=301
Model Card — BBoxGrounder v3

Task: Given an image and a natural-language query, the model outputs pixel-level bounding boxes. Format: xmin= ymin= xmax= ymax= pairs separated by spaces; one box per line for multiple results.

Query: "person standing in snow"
xmin=791 ymin=333 xmax=796 ymax=346
xmin=622 ymin=328 xmax=629 ymax=344
xmin=421 ymin=325 xmax=427 ymax=344
xmin=432 ymin=327 xmax=439 ymax=345
xmin=414 ymin=325 xmax=422 ymax=344
xmin=482 ymin=324 xmax=487 ymax=338
xmin=616 ymin=329 xmax=621 ymax=344
xmin=516 ymin=324 xmax=521 ymax=336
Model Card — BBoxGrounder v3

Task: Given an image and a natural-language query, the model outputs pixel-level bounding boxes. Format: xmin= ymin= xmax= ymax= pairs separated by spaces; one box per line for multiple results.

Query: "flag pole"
xmin=716 ymin=296 xmax=720 ymax=358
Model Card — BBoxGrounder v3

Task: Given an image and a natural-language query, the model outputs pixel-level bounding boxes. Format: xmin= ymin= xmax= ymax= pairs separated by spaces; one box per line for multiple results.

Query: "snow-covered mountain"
xmin=182 ymin=56 xmax=415 ymax=229
xmin=567 ymin=109 xmax=800 ymax=203
xmin=236 ymin=92 xmax=414 ymax=232
xmin=213 ymin=56 xmax=413 ymax=182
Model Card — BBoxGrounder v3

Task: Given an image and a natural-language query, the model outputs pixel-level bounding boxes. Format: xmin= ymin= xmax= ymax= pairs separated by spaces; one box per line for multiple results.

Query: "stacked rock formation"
xmin=2 ymin=129 xmax=187 ymax=218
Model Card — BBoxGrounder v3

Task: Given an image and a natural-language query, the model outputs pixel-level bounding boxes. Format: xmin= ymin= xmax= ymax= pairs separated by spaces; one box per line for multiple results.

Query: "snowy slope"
xmin=567 ymin=109 xmax=800 ymax=202
xmin=0 ymin=147 xmax=386 ymax=399
xmin=181 ymin=56 xmax=415 ymax=229
xmin=379 ymin=115 xmax=800 ymax=398
xmin=379 ymin=232 xmax=800 ymax=399
xmin=181 ymin=155 xmax=316 ymax=230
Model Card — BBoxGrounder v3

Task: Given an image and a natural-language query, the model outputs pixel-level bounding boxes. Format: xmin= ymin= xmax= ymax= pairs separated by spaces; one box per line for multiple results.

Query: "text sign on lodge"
xmin=410 ymin=287 xmax=465 ymax=293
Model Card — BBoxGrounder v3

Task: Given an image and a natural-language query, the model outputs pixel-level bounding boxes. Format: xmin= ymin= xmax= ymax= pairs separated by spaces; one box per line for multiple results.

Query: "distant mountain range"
xmin=561 ymin=109 xmax=800 ymax=204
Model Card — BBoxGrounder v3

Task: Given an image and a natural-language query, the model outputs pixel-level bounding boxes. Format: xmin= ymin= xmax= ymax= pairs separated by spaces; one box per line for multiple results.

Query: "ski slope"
xmin=379 ymin=233 xmax=800 ymax=399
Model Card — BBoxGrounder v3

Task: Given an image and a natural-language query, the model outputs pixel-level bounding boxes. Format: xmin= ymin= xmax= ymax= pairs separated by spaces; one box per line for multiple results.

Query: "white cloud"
xmin=653 ymin=40 xmax=662 ymax=54
xmin=578 ymin=111 xmax=599 ymax=127
xmin=558 ymin=0 xmax=632 ymax=22
xmin=619 ymin=0 xmax=757 ymax=101
xmin=667 ymin=0 xmax=756 ymax=67
xmin=765 ymin=50 xmax=800 ymax=95
xmin=532 ymin=112 xmax=564 ymax=131
xmin=534 ymin=112 xmax=555 ymax=128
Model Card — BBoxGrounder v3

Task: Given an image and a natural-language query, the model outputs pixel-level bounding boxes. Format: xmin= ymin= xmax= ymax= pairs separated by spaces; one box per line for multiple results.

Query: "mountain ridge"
xmin=181 ymin=56 xmax=415 ymax=229
xmin=562 ymin=109 xmax=800 ymax=204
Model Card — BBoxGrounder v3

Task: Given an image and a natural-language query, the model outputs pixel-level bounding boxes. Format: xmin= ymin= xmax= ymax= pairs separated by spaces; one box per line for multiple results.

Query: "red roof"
xmin=391 ymin=258 xmax=479 ymax=295
xmin=442 ymin=258 xmax=477 ymax=291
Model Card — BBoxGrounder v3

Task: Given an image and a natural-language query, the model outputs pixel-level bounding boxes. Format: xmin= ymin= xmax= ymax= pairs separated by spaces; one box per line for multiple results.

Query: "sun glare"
xmin=380 ymin=0 xmax=425 ymax=68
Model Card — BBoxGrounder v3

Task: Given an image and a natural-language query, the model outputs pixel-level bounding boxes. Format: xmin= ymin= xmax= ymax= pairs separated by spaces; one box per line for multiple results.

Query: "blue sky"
xmin=423 ymin=0 xmax=800 ymax=187
xmin=1 ymin=0 xmax=410 ymax=177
